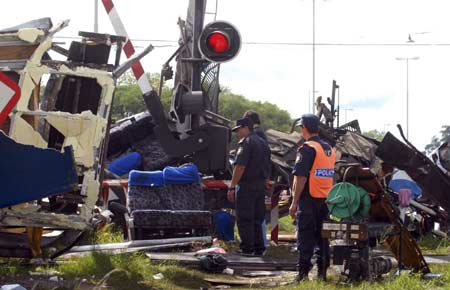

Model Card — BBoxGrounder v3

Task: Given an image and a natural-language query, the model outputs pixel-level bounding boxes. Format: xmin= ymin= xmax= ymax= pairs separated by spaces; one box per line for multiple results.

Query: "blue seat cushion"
xmin=108 ymin=152 xmax=142 ymax=176
xmin=129 ymin=170 xmax=164 ymax=187
xmin=163 ymin=163 xmax=200 ymax=185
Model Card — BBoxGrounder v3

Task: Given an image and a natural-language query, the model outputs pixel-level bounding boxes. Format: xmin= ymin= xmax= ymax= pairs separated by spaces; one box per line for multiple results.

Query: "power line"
xmin=243 ymin=41 xmax=450 ymax=46
xmin=53 ymin=36 xmax=450 ymax=46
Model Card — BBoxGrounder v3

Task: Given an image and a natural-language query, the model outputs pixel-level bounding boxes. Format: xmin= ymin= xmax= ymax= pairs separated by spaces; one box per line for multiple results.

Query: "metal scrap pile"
xmin=267 ymin=121 xmax=450 ymax=236
xmin=264 ymin=119 xmax=450 ymax=279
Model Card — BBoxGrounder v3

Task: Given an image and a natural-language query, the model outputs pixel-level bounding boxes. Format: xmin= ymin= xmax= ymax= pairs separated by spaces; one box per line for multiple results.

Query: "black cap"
xmin=232 ymin=117 xmax=252 ymax=132
xmin=298 ymin=114 xmax=320 ymax=132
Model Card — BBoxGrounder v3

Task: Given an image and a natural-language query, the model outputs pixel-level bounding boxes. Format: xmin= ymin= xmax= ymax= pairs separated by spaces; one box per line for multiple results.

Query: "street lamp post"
xmin=396 ymin=56 xmax=419 ymax=140
xmin=341 ymin=108 xmax=353 ymax=124
xmin=312 ymin=0 xmax=316 ymax=114
xmin=94 ymin=0 xmax=98 ymax=33
xmin=309 ymin=90 xmax=319 ymax=113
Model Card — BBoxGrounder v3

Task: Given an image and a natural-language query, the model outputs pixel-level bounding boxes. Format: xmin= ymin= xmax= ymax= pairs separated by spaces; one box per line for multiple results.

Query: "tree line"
xmin=112 ymin=72 xmax=448 ymax=151
xmin=112 ymin=72 xmax=292 ymax=132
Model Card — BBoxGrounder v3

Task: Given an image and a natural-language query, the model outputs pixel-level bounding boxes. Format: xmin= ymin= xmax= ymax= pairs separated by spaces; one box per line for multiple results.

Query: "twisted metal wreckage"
xmin=0 ymin=17 xmax=154 ymax=257
xmin=1 ymin=1 xmax=450 ymax=282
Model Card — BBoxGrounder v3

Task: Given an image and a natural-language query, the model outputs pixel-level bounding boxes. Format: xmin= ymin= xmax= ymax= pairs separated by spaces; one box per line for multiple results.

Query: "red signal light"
xmin=199 ymin=21 xmax=241 ymax=63
xmin=207 ymin=32 xmax=229 ymax=53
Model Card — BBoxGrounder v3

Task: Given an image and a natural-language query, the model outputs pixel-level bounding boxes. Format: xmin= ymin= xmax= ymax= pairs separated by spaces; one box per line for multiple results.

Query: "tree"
xmin=112 ymin=72 xmax=171 ymax=121
xmin=362 ymin=129 xmax=385 ymax=142
xmin=218 ymin=88 xmax=292 ymax=132
xmin=112 ymin=75 xmax=293 ymax=133
xmin=425 ymin=125 xmax=450 ymax=154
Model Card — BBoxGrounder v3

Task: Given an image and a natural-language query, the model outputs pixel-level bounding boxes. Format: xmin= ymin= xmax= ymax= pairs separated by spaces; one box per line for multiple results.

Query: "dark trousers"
xmin=236 ymin=181 xmax=266 ymax=253
xmin=297 ymin=194 xmax=330 ymax=271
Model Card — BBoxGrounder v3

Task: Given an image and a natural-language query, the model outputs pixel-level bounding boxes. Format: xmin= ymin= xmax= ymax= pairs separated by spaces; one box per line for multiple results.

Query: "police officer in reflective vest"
xmin=228 ymin=117 xmax=271 ymax=256
xmin=289 ymin=114 xmax=336 ymax=281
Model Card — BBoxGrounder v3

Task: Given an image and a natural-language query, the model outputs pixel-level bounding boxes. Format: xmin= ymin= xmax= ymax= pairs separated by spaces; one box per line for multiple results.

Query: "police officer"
xmin=289 ymin=114 xmax=336 ymax=281
xmin=243 ymin=110 xmax=267 ymax=142
xmin=243 ymin=110 xmax=270 ymax=248
xmin=228 ymin=117 xmax=271 ymax=256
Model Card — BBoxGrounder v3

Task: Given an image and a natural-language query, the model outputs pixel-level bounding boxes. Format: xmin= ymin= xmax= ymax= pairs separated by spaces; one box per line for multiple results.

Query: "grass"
xmin=0 ymin=258 xmax=29 ymax=277
xmin=278 ymin=215 xmax=297 ymax=235
xmin=418 ymin=234 xmax=450 ymax=255
xmin=4 ymin=227 xmax=450 ymax=289
xmin=271 ymin=264 xmax=450 ymax=290
xmin=52 ymin=252 xmax=210 ymax=290
xmin=48 ymin=227 xmax=210 ymax=289
xmin=10 ymin=253 xmax=450 ymax=290
xmin=92 ymin=225 xmax=125 ymax=244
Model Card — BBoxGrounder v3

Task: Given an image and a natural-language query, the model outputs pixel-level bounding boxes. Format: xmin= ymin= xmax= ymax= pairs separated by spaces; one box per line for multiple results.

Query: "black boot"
xmin=317 ymin=265 xmax=328 ymax=281
xmin=295 ymin=267 xmax=310 ymax=282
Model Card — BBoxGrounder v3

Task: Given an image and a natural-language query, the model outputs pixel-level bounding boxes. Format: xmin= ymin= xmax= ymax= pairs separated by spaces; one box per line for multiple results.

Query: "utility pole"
xmin=191 ymin=0 xmax=205 ymax=92
xmin=312 ymin=0 xmax=316 ymax=114
xmin=94 ymin=0 xmax=99 ymax=33
xmin=396 ymin=56 xmax=419 ymax=140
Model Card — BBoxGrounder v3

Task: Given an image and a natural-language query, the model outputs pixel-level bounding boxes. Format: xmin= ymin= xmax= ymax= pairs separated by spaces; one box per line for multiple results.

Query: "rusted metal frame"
xmin=50 ymin=44 xmax=69 ymax=57
xmin=379 ymin=193 xmax=430 ymax=274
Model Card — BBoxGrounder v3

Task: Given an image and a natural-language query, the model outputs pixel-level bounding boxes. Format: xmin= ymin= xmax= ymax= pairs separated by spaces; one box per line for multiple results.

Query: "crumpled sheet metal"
xmin=45 ymin=111 xmax=107 ymax=168
xmin=335 ymin=131 xmax=382 ymax=175
xmin=0 ymin=131 xmax=78 ymax=208
xmin=376 ymin=132 xmax=450 ymax=213
xmin=1 ymin=20 xmax=115 ymax=223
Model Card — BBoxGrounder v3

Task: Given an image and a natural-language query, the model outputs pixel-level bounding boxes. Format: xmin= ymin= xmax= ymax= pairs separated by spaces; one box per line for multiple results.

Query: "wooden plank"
xmin=0 ymin=45 xmax=38 ymax=60
xmin=204 ymin=277 xmax=254 ymax=286
xmin=204 ymin=272 xmax=297 ymax=287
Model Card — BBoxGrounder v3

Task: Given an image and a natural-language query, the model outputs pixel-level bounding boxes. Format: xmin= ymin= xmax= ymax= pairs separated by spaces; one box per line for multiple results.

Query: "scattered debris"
xmin=152 ymin=273 xmax=164 ymax=280
xmin=195 ymin=247 xmax=227 ymax=255
xmin=199 ymin=254 xmax=228 ymax=273
xmin=47 ymin=277 xmax=62 ymax=283
xmin=240 ymin=270 xmax=288 ymax=277
xmin=204 ymin=271 xmax=297 ymax=288
xmin=66 ymin=236 xmax=211 ymax=254
xmin=0 ymin=285 xmax=27 ymax=290
xmin=222 ymin=268 xmax=234 ymax=276
xmin=146 ymin=252 xmax=298 ymax=271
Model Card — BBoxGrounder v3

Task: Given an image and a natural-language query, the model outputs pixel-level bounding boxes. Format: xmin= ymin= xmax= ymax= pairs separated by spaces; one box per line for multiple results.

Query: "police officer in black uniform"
xmin=243 ymin=110 xmax=267 ymax=142
xmin=289 ymin=114 xmax=336 ymax=281
xmin=228 ymin=117 xmax=271 ymax=256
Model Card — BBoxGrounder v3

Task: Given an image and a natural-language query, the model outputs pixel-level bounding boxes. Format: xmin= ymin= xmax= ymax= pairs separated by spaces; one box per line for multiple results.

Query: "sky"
xmin=3 ymin=0 xmax=450 ymax=150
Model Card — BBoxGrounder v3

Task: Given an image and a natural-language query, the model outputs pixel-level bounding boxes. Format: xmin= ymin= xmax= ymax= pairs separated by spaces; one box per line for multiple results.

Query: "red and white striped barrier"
xmin=102 ymin=0 xmax=153 ymax=94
